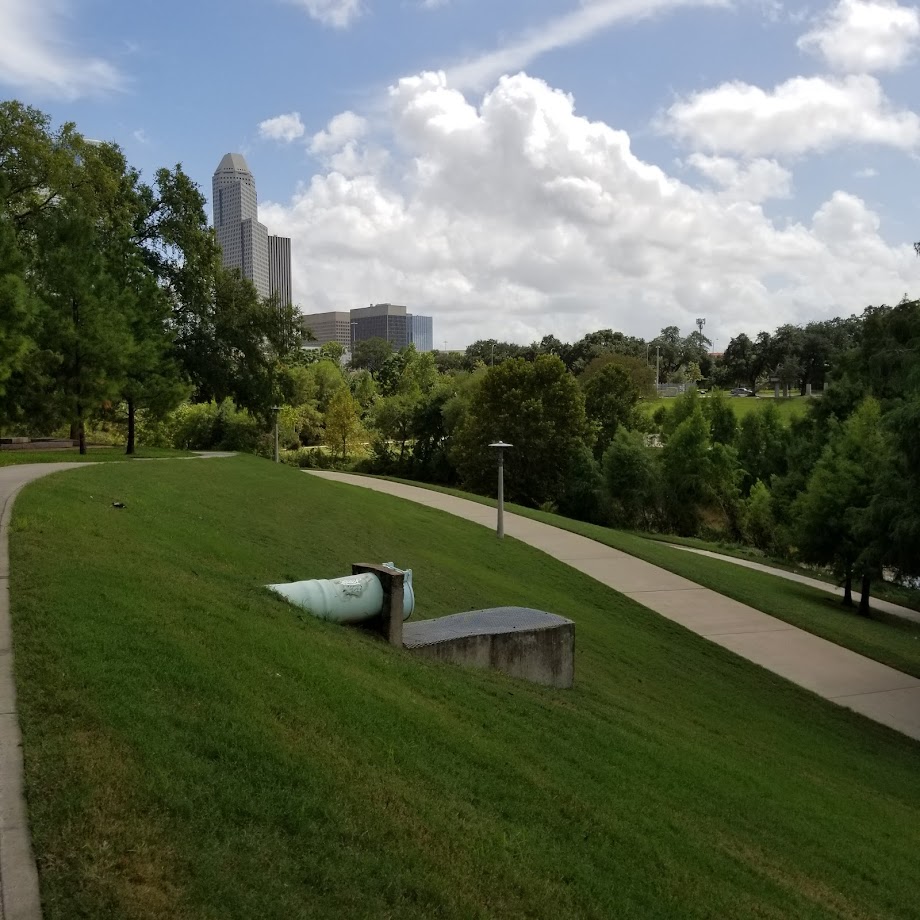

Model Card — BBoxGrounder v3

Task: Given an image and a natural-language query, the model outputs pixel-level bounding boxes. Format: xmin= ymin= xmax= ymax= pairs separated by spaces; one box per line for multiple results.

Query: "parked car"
xmin=730 ymin=387 xmax=754 ymax=397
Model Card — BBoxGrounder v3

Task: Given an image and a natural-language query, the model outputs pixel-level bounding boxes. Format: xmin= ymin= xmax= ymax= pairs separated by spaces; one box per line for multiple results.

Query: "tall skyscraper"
xmin=212 ymin=153 xmax=287 ymax=302
xmin=267 ymin=235 xmax=292 ymax=309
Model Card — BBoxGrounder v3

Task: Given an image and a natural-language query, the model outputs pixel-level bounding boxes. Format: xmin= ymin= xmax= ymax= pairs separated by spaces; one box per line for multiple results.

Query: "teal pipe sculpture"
xmin=268 ymin=563 xmax=414 ymax=623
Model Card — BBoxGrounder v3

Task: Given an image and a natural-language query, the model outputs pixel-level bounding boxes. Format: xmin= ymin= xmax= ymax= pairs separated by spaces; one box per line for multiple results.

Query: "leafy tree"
xmin=650 ymin=326 xmax=683 ymax=380
xmin=324 ymin=387 xmax=363 ymax=461
xmin=736 ymin=402 xmax=789 ymax=494
xmin=350 ymin=337 xmax=392 ymax=374
xmin=0 ymin=213 xmax=34 ymax=411
xmin=120 ymin=270 xmax=187 ymax=454
xmin=838 ymin=299 xmax=920 ymax=402
xmin=869 ymin=391 xmax=920 ymax=583
xmin=582 ymin=363 xmax=639 ymax=456
xmin=792 ymin=399 xmax=889 ymax=612
xmin=24 ymin=137 xmax=143 ymax=451
xmin=372 ymin=393 xmax=420 ymax=463
xmin=741 ymin=481 xmax=776 ymax=553
xmin=557 ymin=445 xmax=605 ymax=523
xmin=309 ymin=360 xmax=347 ymax=414
xmin=721 ymin=333 xmax=759 ymax=391
xmin=462 ymin=339 xmax=525 ymax=370
xmin=408 ymin=377 xmax=460 ymax=483
xmin=602 ymin=429 xmax=660 ymax=529
xmin=377 ymin=345 xmax=437 ymax=398
xmin=566 ymin=329 xmax=646 ymax=375
xmin=657 ymin=388 xmax=700 ymax=440
xmin=660 ymin=407 xmax=739 ymax=535
xmin=349 ymin=369 xmax=377 ymax=411
xmin=581 ymin=352 xmax=655 ymax=397
xmin=702 ymin=391 xmax=737 ymax=446
xmin=452 ymin=356 xmax=591 ymax=507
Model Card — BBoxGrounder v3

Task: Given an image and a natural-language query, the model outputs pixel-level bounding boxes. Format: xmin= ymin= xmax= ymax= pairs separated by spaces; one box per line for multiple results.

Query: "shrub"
xmin=742 ymin=480 xmax=777 ymax=553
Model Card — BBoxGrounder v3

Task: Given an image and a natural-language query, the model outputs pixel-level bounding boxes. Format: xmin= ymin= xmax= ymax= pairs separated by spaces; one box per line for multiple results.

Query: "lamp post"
xmin=272 ymin=406 xmax=281 ymax=463
xmin=350 ymin=321 xmax=358 ymax=353
xmin=488 ymin=441 xmax=513 ymax=539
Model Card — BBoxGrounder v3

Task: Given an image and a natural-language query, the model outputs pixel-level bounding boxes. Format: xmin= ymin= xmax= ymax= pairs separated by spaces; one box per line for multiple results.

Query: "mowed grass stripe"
xmin=9 ymin=456 xmax=920 ymax=919
xmin=378 ymin=476 xmax=920 ymax=681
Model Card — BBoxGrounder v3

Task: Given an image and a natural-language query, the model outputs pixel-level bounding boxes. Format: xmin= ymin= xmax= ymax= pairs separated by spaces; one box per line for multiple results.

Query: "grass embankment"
xmin=0 ymin=446 xmax=193 ymax=466
xmin=380 ymin=478 xmax=920 ymax=680
xmin=10 ymin=457 xmax=920 ymax=919
xmin=645 ymin=533 xmax=920 ymax=613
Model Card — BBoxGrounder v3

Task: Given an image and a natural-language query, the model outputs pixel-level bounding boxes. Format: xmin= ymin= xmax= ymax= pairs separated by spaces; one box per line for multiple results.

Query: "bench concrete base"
xmin=403 ymin=607 xmax=574 ymax=688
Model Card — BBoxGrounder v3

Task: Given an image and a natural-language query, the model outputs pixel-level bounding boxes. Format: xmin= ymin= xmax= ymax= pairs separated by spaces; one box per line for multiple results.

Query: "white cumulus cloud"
xmin=663 ymin=74 xmax=920 ymax=157
xmin=445 ymin=0 xmax=730 ymax=90
xmin=259 ymin=112 xmax=307 ymax=143
xmin=798 ymin=0 xmax=920 ymax=72
xmin=687 ymin=154 xmax=793 ymax=202
xmin=287 ymin=0 xmax=364 ymax=28
xmin=260 ymin=72 xmax=919 ymax=347
xmin=0 ymin=0 xmax=124 ymax=99
xmin=309 ymin=111 xmax=369 ymax=153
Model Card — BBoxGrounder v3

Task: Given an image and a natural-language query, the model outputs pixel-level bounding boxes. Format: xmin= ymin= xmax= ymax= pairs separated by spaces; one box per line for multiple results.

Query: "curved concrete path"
xmin=664 ymin=543 xmax=920 ymax=625
xmin=310 ymin=472 xmax=920 ymax=744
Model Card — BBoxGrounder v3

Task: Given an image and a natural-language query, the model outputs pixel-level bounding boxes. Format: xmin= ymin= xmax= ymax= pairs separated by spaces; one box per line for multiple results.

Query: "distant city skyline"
xmin=211 ymin=153 xmax=291 ymax=309
xmin=7 ymin=0 xmax=919 ymax=349
xmin=301 ymin=305 xmax=435 ymax=353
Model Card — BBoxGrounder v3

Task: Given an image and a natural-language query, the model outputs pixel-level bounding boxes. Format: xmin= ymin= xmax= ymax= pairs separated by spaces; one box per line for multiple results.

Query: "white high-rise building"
xmin=212 ymin=153 xmax=272 ymax=299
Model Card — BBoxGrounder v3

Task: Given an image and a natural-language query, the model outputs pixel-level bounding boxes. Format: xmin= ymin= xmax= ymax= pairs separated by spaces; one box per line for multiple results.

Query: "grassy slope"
xmin=645 ymin=533 xmax=920 ymax=613
xmin=380 ymin=479 xmax=920 ymax=680
xmin=9 ymin=457 xmax=920 ymax=920
xmin=0 ymin=447 xmax=193 ymax=466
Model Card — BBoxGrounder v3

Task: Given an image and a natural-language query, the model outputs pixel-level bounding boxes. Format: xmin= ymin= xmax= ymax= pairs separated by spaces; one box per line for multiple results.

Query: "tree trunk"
xmin=77 ymin=410 xmax=86 ymax=456
xmin=842 ymin=568 xmax=853 ymax=607
xmin=858 ymin=574 xmax=872 ymax=617
xmin=126 ymin=398 xmax=136 ymax=455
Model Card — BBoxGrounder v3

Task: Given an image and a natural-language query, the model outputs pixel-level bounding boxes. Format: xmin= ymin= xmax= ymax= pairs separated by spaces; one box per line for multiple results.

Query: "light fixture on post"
xmin=488 ymin=441 xmax=513 ymax=539
xmin=272 ymin=406 xmax=281 ymax=463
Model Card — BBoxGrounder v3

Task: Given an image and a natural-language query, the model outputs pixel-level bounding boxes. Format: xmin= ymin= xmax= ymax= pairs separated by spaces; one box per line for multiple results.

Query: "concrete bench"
xmin=403 ymin=607 xmax=574 ymax=688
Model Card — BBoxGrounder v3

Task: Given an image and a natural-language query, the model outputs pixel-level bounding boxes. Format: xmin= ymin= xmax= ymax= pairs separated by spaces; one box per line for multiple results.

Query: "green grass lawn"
xmin=380 ymin=478 xmax=920 ymax=680
xmin=10 ymin=456 xmax=920 ymax=919
xmin=645 ymin=532 xmax=920 ymax=613
xmin=0 ymin=446 xmax=193 ymax=466
xmin=639 ymin=393 xmax=810 ymax=423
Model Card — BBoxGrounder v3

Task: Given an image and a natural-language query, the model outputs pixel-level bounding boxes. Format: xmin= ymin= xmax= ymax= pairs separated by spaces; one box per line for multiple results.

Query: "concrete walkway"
xmin=665 ymin=543 xmax=920 ymax=625
xmin=311 ymin=472 xmax=920 ymax=743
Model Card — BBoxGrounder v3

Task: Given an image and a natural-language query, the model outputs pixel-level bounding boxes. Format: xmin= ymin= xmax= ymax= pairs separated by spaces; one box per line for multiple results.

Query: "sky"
xmin=2 ymin=0 xmax=919 ymax=349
